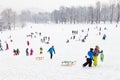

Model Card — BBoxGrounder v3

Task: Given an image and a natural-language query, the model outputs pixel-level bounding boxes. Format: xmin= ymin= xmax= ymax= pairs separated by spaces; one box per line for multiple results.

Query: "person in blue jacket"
xmin=83 ymin=48 xmax=94 ymax=67
xmin=88 ymin=48 xmax=94 ymax=61
xmin=47 ymin=45 xmax=55 ymax=59
xmin=102 ymin=34 xmax=106 ymax=40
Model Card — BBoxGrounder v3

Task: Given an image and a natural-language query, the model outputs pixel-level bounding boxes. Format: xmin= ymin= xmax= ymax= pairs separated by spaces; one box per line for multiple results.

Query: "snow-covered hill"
xmin=0 ymin=23 xmax=120 ymax=80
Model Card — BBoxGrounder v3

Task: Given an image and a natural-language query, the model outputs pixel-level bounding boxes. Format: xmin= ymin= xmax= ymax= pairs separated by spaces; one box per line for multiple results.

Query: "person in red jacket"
xmin=27 ymin=40 xmax=30 ymax=46
xmin=30 ymin=48 xmax=33 ymax=56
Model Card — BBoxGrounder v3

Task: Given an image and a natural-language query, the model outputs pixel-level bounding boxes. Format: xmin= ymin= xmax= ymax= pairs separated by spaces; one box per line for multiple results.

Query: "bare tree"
xmin=1 ymin=8 xmax=15 ymax=30
xmin=101 ymin=4 xmax=108 ymax=23
xmin=95 ymin=1 xmax=101 ymax=23
xmin=109 ymin=4 xmax=115 ymax=23
xmin=116 ymin=2 xmax=120 ymax=23
xmin=10 ymin=12 xmax=16 ymax=30
xmin=87 ymin=6 xmax=94 ymax=24
xmin=51 ymin=10 xmax=60 ymax=24
xmin=19 ymin=10 xmax=32 ymax=28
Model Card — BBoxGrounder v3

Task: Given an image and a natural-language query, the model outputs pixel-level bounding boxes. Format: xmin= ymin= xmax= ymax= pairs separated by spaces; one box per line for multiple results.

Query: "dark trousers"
xmin=0 ymin=48 xmax=3 ymax=51
xmin=83 ymin=58 xmax=92 ymax=67
xmin=50 ymin=53 xmax=53 ymax=59
xmin=26 ymin=52 xmax=29 ymax=56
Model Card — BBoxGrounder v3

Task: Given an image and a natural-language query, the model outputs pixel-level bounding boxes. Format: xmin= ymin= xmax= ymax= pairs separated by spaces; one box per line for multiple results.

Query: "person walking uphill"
xmin=47 ymin=46 xmax=55 ymax=59
xmin=93 ymin=45 xmax=101 ymax=66
xmin=83 ymin=48 xmax=94 ymax=67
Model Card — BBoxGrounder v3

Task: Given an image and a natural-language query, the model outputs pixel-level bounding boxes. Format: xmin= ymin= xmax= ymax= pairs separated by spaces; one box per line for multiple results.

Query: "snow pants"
xmin=93 ymin=56 xmax=98 ymax=66
xmin=83 ymin=58 xmax=92 ymax=67
xmin=50 ymin=53 xmax=53 ymax=59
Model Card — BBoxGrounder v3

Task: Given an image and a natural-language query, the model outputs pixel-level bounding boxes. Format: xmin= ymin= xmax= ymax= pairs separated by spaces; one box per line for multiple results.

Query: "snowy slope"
xmin=0 ymin=23 xmax=120 ymax=80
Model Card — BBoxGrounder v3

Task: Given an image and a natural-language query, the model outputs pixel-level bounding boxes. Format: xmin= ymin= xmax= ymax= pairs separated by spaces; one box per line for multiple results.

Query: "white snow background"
xmin=0 ymin=23 xmax=120 ymax=80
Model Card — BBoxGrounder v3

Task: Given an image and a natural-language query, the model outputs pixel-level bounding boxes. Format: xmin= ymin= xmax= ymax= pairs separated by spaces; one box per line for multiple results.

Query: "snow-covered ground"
xmin=0 ymin=23 xmax=120 ymax=80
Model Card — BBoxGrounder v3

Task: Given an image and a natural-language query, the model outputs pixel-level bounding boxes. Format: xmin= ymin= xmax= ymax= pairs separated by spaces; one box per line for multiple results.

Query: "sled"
xmin=36 ymin=56 xmax=44 ymax=61
xmin=61 ymin=61 xmax=76 ymax=66
xmin=100 ymin=53 xmax=104 ymax=62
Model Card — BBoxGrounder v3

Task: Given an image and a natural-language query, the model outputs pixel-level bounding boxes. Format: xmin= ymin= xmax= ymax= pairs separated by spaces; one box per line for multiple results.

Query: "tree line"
xmin=0 ymin=1 xmax=120 ymax=30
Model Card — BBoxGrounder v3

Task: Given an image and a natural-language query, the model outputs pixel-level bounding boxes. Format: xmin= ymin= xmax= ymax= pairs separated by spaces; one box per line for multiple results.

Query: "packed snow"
xmin=0 ymin=23 xmax=120 ymax=80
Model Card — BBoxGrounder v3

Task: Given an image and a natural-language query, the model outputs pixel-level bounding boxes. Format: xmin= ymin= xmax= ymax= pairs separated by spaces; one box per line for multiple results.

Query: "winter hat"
xmin=90 ymin=48 xmax=93 ymax=51
xmin=95 ymin=45 xmax=99 ymax=50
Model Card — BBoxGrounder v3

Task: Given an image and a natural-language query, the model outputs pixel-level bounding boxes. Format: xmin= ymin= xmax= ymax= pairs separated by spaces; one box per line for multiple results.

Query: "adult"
xmin=93 ymin=45 xmax=101 ymax=66
xmin=47 ymin=45 xmax=55 ymax=59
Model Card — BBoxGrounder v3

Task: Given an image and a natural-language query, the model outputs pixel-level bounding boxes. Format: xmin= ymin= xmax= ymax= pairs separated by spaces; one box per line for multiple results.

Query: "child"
xmin=30 ymin=48 xmax=33 ymax=56
xmin=66 ymin=39 xmax=69 ymax=43
xmin=27 ymin=40 xmax=30 ymax=46
xmin=83 ymin=56 xmax=92 ymax=67
xmin=5 ymin=42 xmax=9 ymax=50
xmin=83 ymin=48 xmax=94 ymax=67
xmin=0 ymin=42 xmax=3 ymax=51
xmin=40 ymin=47 xmax=43 ymax=54
xmin=102 ymin=34 xmax=106 ymax=40
xmin=26 ymin=48 xmax=29 ymax=56
xmin=13 ymin=49 xmax=17 ymax=56
xmin=16 ymin=48 xmax=20 ymax=55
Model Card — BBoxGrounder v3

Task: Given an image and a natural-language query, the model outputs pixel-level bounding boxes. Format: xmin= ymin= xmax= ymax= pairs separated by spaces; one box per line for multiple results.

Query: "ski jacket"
xmin=48 ymin=47 xmax=55 ymax=54
xmin=88 ymin=51 xmax=94 ymax=60
xmin=94 ymin=48 xmax=100 ymax=56
xmin=30 ymin=49 xmax=33 ymax=53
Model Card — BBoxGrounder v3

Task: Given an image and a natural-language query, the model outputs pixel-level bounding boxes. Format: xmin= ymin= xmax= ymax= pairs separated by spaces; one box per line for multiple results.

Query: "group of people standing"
xmin=13 ymin=40 xmax=56 ymax=59
xmin=26 ymin=40 xmax=56 ymax=59
xmin=83 ymin=45 xmax=104 ymax=67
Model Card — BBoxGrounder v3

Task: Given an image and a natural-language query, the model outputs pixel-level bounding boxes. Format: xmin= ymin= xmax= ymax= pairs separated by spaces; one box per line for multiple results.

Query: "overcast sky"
xmin=0 ymin=0 xmax=112 ymax=12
